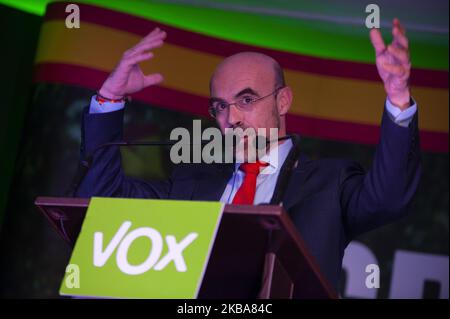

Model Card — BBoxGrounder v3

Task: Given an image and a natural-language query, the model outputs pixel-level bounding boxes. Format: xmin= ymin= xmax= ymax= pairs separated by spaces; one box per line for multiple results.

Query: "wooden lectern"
xmin=35 ymin=197 xmax=337 ymax=299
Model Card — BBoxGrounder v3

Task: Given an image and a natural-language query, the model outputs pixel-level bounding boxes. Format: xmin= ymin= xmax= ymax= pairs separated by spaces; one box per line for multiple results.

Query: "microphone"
xmin=253 ymin=134 xmax=293 ymax=150
xmin=66 ymin=135 xmax=296 ymax=197
xmin=65 ymin=140 xmax=204 ymax=197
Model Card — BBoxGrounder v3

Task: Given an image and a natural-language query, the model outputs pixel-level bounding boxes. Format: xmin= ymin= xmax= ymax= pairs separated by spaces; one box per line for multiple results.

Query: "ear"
xmin=277 ymin=86 xmax=293 ymax=116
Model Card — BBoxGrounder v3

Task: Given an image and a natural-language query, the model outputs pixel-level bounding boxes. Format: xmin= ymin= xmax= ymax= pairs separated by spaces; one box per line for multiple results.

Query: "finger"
xmin=143 ymin=73 xmax=164 ymax=87
xmin=387 ymin=45 xmax=409 ymax=64
xmin=392 ymin=27 xmax=409 ymax=49
xmin=129 ymin=39 xmax=165 ymax=57
xmin=124 ymin=40 xmax=164 ymax=59
xmin=125 ymin=52 xmax=154 ymax=67
xmin=393 ymin=18 xmax=406 ymax=35
xmin=148 ymin=27 xmax=161 ymax=37
xmin=129 ymin=35 xmax=165 ymax=57
xmin=137 ymin=29 xmax=166 ymax=48
xmin=139 ymin=27 xmax=164 ymax=43
xmin=370 ymin=28 xmax=386 ymax=56
xmin=126 ymin=30 xmax=166 ymax=56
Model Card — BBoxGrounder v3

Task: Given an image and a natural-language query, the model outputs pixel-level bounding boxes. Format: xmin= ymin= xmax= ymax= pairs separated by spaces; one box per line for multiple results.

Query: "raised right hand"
xmin=370 ymin=19 xmax=411 ymax=110
xmin=99 ymin=28 xmax=166 ymax=100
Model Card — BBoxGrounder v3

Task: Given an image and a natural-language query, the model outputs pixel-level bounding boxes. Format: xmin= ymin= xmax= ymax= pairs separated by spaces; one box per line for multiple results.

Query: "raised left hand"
xmin=370 ymin=18 xmax=411 ymax=110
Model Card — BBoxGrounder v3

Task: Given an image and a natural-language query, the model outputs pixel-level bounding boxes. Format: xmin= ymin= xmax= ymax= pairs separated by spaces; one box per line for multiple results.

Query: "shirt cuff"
xmin=89 ymin=95 xmax=125 ymax=114
xmin=385 ymin=97 xmax=417 ymax=128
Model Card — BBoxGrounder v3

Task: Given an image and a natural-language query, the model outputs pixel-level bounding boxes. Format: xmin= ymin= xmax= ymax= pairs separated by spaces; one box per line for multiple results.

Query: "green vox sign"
xmin=60 ymin=197 xmax=224 ymax=298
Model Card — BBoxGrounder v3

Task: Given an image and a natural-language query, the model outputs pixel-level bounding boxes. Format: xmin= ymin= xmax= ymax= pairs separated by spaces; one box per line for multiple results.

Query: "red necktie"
xmin=232 ymin=161 xmax=269 ymax=205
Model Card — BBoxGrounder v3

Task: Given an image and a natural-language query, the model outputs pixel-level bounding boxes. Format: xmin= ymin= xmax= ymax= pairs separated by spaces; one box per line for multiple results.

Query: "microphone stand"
xmin=66 ymin=135 xmax=296 ymax=197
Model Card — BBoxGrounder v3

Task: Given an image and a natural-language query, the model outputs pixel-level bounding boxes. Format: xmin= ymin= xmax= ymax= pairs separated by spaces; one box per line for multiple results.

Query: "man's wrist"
xmin=90 ymin=95 xmax=125 ymax=114
xmin=98 ymin=87 xmax=124 ymax=100
xmin=385 ymin=96 xmax=417 ymax=127
xmin=388 ymin=91 xmax=411 ymax=110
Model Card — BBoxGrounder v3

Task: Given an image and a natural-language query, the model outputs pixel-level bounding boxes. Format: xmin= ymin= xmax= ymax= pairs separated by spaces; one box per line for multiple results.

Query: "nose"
xmin=227 ymin=104 xmax=243 ymax=128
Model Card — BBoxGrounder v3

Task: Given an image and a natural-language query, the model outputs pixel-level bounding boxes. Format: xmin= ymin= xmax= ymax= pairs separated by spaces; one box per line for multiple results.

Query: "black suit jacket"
xmin=76 ymin=106 xmax=421 ymax=291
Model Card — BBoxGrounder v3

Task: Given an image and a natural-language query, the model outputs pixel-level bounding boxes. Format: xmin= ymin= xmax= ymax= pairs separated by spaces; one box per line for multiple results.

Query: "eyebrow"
xmin=209 ymin=87 xmax=260 ymax=105
xmin=234 ymin=87 xmax=260 ymax=98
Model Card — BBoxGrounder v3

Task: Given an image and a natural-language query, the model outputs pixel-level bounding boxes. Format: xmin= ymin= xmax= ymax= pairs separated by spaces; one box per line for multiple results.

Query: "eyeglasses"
xmin=208 ymin=86 xmax=285 ymax=118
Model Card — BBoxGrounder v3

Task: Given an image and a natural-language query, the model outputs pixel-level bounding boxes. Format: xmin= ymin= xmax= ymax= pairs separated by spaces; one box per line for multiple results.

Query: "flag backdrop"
xmin=0 ymin=0 xmax=447 ymax=299
xmin=33 ymin=1 xmax=448 ymax=152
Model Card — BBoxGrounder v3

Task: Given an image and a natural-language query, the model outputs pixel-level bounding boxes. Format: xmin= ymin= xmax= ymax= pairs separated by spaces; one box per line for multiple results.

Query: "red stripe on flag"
xmin=43 ymin=1 xmax=448 ymax=89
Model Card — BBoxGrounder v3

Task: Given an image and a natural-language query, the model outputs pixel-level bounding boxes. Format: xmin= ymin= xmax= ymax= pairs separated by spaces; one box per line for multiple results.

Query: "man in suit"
xmin=75 ymin=19 xmax=421 ymax=292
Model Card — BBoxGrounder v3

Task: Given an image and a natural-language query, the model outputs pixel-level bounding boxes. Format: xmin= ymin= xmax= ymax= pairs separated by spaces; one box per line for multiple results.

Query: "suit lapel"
xmin=281 ymin=154 xmax=317 ymax=211
xmin=191 ymin=163 xmax=234 ymax=201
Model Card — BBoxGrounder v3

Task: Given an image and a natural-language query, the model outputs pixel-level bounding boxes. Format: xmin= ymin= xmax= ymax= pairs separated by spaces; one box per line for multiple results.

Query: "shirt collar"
xmin=234 ymin=138 xmax=293 ymax=175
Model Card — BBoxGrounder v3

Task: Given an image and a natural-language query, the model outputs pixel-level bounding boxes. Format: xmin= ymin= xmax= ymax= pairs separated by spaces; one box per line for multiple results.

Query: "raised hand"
xmin=370 ymin=19 xmax=411 ymax=110
xmin=99 ymin=28 xmax=167 ymax=100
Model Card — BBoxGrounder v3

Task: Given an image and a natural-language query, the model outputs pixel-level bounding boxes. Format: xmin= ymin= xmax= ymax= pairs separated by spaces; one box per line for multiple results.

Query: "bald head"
xmin=210 ymin=52 xmax=285 ymax=94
